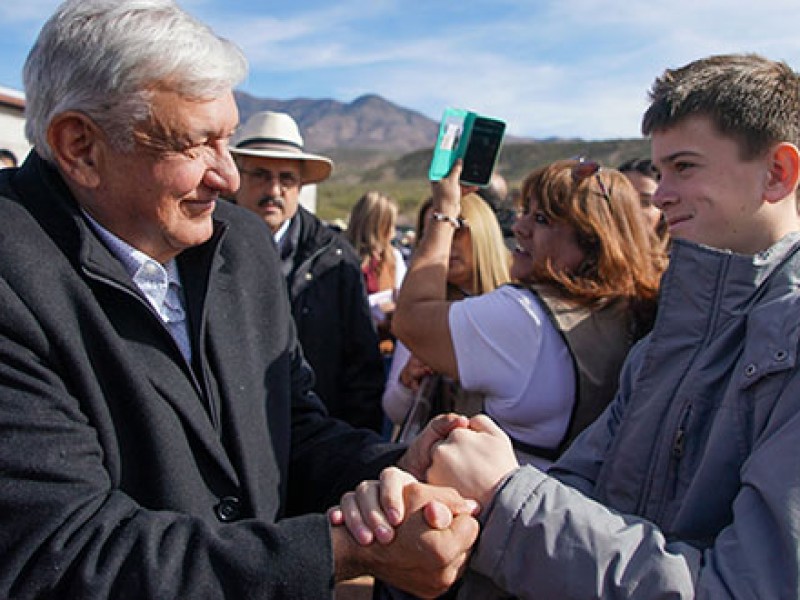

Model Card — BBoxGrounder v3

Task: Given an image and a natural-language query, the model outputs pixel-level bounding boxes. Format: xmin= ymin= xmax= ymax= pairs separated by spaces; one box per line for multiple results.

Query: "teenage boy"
xmin=340 ymin=53 xmax=800 ymax=598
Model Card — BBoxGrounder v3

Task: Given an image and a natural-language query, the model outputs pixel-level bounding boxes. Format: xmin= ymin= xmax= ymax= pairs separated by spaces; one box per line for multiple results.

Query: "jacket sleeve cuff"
xmin=469 ymin=465 xmax=549 ymax=578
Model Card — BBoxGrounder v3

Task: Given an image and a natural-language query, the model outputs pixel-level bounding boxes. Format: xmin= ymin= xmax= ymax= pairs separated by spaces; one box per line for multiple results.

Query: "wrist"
xmin=430 ymin=211 xmax=467 ymax=229
xmin=331 ymin=525 xmax=367 ymax=582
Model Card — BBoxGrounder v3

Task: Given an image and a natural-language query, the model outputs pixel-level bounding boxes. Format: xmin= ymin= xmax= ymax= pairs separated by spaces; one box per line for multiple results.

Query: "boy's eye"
xmin=534 ymin=212 xmax=549 ymax=225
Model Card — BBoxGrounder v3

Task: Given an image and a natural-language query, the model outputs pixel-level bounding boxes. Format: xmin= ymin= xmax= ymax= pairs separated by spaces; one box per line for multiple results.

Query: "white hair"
xmin=24 ymin=0 xmax=248 ymax=162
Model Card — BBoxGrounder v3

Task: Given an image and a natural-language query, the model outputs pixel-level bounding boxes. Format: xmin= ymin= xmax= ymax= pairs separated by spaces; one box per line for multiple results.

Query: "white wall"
xmin=299 ymin=183 xmax=317 ymax=213
xmin=0 ymin=105 xmax=29 ymax=164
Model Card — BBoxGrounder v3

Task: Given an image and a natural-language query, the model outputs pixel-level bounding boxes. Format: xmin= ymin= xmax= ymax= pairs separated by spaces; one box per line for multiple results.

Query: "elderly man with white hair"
xmin=0 ymin=1 xmax=479 ymax=598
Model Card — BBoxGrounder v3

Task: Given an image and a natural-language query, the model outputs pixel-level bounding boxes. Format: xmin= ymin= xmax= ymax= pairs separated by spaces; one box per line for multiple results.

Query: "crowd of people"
xmin=1 ymin=1 xmax=800 ymax=599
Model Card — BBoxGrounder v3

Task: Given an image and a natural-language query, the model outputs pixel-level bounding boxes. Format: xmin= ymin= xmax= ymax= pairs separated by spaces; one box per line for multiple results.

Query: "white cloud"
xmin=4 ymin=0 xmax=800 ymax=139
xmin=0 ymin=0 xmax=60 ymax=23
xmin=298 ymin=0 xmax=800 ymax=138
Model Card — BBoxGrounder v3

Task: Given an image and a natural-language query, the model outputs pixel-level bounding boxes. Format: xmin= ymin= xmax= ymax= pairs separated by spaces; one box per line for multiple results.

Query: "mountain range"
xmin=234 ymin=91 xmax=442 ymax=154
xmin=232 ymin=90 xmax=651 ymax=222
xmin=232 ymin=90 xmax=648 ymax=175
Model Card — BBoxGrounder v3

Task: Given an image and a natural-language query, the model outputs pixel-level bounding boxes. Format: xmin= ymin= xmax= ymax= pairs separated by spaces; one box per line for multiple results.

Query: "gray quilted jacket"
xmin=461 ymin=234 xmax=800 ymax=599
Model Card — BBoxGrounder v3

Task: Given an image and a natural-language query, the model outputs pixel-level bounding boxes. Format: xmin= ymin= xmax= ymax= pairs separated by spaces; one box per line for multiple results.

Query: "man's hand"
xmin=396 ymin=413 xmax=470 ymax=480
xmin=427 ymin=414 xmax=520 ymax=507
xmin=329 ymin=467 xmax=479 ymax=545
xmin=332 ymin=480 xmax=480 ymax=598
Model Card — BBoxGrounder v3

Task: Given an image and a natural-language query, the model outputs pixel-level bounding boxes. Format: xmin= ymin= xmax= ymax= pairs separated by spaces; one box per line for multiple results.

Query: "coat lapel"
xmin=16 ymin=154 xmax=241 ymax=488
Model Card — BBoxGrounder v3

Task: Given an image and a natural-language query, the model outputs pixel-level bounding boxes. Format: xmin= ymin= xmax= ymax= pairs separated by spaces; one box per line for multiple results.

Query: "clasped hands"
xmin=330 ymin=413 xmax=519 ymax=597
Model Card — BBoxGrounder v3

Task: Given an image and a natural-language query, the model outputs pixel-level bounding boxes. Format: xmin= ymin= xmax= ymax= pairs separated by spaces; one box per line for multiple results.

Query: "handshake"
xmin=329 ymin=414 xmax=520 ymax=598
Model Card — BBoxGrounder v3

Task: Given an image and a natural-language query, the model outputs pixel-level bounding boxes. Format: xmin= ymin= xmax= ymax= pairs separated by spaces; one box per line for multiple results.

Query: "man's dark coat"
xmin=0 ymin=154 xmax=401 ymax=598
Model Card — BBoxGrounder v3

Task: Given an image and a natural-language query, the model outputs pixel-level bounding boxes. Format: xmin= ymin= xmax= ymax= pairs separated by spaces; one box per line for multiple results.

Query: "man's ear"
xmin=764 ymin=142 xmax=800 ymax=204
xmin=46 ymin=112 xmax=104 ymax=189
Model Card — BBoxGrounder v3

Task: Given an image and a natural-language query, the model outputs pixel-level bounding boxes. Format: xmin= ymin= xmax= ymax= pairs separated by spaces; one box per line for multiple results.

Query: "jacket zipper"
xmin=636 ymin=252 xmax=730 ymax=517
xmin=667 ymin=402 xmax=692 ymax=502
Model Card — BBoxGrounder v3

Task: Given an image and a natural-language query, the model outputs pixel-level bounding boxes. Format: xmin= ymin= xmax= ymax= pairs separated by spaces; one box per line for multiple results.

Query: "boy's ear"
xmin=763 ymin=142 xmax=800 ymax=204
xmin=46 ymin=112 xmax=104 ymax=189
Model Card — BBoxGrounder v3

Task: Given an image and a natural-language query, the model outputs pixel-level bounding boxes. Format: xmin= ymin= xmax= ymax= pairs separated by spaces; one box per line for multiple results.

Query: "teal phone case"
xmin=428 ymin=107 xmax=472 ymax=181
xmin=428 ymin=107 xmax=505 ymax=186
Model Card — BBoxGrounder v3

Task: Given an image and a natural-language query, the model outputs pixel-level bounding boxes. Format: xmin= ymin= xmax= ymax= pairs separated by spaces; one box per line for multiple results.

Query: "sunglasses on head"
xmin=571 ymin=157 xmax=611 ymax=204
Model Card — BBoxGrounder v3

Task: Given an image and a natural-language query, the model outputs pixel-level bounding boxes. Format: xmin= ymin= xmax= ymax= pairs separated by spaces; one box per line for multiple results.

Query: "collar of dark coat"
xmin=292 ymin=205 xmax=339 ymax=261
xmin=6 ymin=151 xmax=230 ymax=303
xmin=283 ymin=205 xmax=355 ymax=277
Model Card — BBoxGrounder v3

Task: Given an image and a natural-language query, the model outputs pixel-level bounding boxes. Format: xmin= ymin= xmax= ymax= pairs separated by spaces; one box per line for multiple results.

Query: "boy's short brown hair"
xmin=642 ymin=53 xmax=800 ymax=159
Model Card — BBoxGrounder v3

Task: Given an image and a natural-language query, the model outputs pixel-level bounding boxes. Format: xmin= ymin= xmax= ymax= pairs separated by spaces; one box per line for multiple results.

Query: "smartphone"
xmin=428 ymin=108 xmax=506 ymax=187
xmin=460 ymin=116 xmax=506 ymax=186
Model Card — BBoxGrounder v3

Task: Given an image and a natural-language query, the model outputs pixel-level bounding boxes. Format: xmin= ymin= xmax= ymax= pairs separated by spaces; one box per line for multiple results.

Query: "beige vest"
xmin=526 ymin=285 xmax=635 ymax=458
xmin=398 ymin=286 xmax=636 ymax=456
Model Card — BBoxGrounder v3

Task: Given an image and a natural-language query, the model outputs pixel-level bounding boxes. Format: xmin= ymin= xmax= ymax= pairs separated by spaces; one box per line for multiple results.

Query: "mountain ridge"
xmin=234 ymin=90 xmax=441 ymax=153
xmin=232 ymin=91 xmax=651 ymax=222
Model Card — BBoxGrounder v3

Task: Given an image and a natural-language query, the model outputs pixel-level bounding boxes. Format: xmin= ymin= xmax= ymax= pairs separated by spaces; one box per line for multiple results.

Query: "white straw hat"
xmin=230 ymin=111 xmax=333 ymax=184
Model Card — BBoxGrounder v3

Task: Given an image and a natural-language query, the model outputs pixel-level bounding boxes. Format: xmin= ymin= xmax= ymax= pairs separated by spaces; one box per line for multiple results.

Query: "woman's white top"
xmin=368 ymin=247 xmax=408 ymax=323
xmin=449 ymin=285 xmax=575 ymax=467
xmin=382 ymin=340 xmax=415 ymax=426
xmin=393 ymin=246 xmax=408 ymax=286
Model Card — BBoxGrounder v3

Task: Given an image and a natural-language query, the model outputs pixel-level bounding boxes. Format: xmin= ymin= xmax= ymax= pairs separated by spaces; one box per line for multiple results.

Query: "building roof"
xmin=0 ymin=86 xmax=25 ymax=110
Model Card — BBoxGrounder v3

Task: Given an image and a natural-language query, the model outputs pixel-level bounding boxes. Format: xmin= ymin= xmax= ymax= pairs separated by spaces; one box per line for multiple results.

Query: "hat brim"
xmin=230 ymin=146 xmax=333 ymax=185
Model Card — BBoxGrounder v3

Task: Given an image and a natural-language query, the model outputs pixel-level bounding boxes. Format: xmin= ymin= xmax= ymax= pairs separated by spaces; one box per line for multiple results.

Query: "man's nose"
xmin=205 ymin=146 xmax=240 ymax=195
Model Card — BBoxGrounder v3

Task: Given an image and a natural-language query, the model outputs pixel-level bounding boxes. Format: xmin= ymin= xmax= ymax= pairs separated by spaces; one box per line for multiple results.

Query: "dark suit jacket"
xmin=0 ymin=153 xmax=402 ymax=599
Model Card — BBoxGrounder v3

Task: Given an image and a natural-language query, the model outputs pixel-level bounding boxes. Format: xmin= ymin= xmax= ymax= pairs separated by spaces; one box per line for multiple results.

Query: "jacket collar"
xmin=292 ymin=205 xmax=337 ymax=257
xmin=11 ymin=152 xmax=230 ymax=293
xmin=280 ymin=206 xmax=340 ymax=281
xmin=11 ymin=152 xmax=89 ymax=263
xmin=654 ymin=234 xmax=800 ymax=342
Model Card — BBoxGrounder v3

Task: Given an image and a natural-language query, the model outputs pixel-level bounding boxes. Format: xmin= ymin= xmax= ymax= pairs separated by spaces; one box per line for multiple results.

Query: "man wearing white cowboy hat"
xmin=231 ymin=111 xmax=386 ymax=432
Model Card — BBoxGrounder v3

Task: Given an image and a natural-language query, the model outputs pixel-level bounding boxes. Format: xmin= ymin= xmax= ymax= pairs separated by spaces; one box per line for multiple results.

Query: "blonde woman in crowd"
xmin=346 ymin=191 xmax=407 ymax=355
xmin=383 ymin=193 xmax=511 ymax=435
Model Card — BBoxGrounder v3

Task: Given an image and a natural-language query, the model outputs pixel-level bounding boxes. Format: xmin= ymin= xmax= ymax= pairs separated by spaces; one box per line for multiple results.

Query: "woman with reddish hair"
xmin=393 ymin=158 xmax=667 ymax=465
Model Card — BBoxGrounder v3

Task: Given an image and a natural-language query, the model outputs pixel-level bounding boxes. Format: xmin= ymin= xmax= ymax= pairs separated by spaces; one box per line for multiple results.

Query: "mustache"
xmin=257 ymin=196 xmax=285 ymax=210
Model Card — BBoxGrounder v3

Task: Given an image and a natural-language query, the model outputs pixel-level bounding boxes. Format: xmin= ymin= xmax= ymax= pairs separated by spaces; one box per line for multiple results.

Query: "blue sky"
xmin=2 ymin=0 xmax=800 ymax=140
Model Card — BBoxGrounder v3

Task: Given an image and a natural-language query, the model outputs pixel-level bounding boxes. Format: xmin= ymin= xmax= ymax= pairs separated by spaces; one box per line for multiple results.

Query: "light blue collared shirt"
xmin=82 ymin=211 xmax=192 ymax=363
